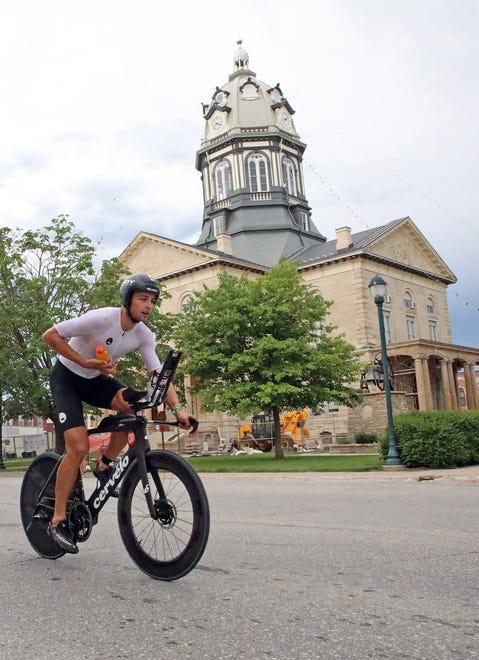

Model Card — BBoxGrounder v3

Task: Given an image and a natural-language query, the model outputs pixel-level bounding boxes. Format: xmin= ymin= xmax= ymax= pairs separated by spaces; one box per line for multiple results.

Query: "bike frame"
xmin=31 ymin=349 xmax=191 ymax=528
xmin=29 ymin=414 xmax=156 ymax=527
xmin=86 ymin=413 xmax=161 ymax=521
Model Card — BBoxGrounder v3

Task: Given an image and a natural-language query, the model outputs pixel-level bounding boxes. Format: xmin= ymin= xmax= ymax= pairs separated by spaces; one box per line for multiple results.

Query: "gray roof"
xmin=294 ymin=218 xmax=407 ymax=264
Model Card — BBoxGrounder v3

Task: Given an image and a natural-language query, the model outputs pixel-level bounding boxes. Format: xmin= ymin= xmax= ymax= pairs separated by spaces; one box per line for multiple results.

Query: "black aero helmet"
xmin=120 ymin=273 xmax=160 ymax=310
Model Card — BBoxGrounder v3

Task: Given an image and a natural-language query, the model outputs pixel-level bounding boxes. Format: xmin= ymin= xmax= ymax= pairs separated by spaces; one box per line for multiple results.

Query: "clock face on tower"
xmin=211 ymin=114 xmax=224 ymax=132
xmin=279 ymin=110 xmax=291 ymax=129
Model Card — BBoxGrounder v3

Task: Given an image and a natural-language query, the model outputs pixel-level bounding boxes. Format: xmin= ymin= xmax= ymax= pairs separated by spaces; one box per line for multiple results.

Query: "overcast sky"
xmin=1 ymin=0 xmax=478 ymax=347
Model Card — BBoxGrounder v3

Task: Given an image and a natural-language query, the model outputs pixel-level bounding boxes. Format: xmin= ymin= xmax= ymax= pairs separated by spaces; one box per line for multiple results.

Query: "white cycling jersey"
xmin=55 ymin=307 xmax=162 ymax=379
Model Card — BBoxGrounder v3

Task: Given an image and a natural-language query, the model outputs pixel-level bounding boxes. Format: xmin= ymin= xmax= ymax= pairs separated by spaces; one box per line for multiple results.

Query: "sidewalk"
xmin=197 ymin=463 xmax=479 ymax=484
xmin=3 ymin=464 xmax=479 ymax=483
xmin=309 ymin=464 xmax=479 ymax=483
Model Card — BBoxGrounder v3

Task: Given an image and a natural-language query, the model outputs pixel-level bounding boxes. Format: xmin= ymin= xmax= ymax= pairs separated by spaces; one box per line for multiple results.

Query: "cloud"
xmin=0 ymin=0 xmax=477 ymax=345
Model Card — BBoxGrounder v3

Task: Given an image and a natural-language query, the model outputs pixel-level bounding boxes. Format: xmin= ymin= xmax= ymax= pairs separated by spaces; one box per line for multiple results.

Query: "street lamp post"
xmin=368 ymin=275 xmax=401 ymax=466
xmin=0 ymin=402 xmax=5 ymax=470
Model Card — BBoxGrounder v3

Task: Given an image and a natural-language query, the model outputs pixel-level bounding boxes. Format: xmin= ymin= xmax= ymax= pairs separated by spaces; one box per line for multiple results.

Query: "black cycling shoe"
xmin=49 ymin=520 xmax=79 ymax=554
xmin=93 ymin=465 xmax=119 ymax=498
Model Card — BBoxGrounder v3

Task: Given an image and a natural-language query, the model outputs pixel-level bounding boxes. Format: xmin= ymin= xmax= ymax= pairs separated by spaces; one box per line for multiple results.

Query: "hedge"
xmin=380 ymin=410 xmax=479 ymax=469
xmin=355 ymin=432 xmax=378 ymax=444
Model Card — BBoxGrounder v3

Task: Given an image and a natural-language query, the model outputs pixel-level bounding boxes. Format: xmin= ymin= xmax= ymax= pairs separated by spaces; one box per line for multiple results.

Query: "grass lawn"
xmin=186 ymin=452 xmax=383 ymax=473
xmin=1 ymin=452 xmax=384 ymax=474
xmin=2 ymin=458 xmax=32 ymax=471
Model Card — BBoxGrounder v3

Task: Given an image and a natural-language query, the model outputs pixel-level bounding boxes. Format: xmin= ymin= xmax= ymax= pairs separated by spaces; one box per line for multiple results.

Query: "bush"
xmin=380 ymin=411 xmax=479 ymax=469
xmin=355 ymin=432 xmax=378 ymax=444
xmin=336 ymin=436 xmax=352 ymax=445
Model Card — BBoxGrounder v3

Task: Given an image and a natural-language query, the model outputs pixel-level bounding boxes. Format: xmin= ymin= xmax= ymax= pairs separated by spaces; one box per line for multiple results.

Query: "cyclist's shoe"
xmin=93 ymin=465 xmax=119 ymax=498
xmin=48 ymin=520 xmax=79 ymax=554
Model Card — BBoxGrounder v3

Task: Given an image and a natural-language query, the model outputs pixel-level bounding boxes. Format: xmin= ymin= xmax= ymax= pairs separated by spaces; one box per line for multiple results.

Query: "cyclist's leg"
xmin=110 ymin=387 xmax=135 ymax=413
xmin=49 ymin=363 xmax=90 ymax=528
xmin=94 ymin=387 xmax=131 ymax=469
xmin=98 ymin=431 xmax=128 ymax=464
xmin=52 ymin=426 xmax=89 ymax=527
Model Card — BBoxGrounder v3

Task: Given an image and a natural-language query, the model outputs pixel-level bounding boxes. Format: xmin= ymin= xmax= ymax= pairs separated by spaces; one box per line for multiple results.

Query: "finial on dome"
xmin=233 ymin=39 xmax=249 ymax=71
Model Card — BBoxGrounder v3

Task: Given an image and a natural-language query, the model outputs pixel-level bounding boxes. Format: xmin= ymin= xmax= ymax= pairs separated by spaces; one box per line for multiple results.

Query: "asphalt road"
xmin=1 ymin=471 xmax=478 ymax=659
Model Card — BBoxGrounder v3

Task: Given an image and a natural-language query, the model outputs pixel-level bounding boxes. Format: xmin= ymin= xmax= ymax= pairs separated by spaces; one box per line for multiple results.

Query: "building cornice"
xmin=298 ymin=251 xmax=456 ymax=285
xmin=157 ymin=257 xmax=267 ymax=282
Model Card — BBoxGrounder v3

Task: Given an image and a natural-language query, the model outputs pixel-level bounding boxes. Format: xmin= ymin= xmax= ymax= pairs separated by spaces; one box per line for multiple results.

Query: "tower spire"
xmin=233 ymin=39 xmax=249 ymax=71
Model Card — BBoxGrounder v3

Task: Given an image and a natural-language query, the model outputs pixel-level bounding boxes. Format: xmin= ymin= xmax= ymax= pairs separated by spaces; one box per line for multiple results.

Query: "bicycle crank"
xmin=68 ymin=502 xmax=93 ymax=542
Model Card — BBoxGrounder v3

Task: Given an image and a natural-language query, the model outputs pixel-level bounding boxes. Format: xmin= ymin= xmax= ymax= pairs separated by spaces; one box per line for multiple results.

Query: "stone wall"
xmin=329 ymin=443 xmax=379 ymax=454
xmin=347 ymin=391 xmax=414 ymax=439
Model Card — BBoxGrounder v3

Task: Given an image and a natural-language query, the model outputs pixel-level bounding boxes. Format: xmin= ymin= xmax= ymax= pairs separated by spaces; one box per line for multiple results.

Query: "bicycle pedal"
xmin=33 ymin=510 xmax=50 ymax=522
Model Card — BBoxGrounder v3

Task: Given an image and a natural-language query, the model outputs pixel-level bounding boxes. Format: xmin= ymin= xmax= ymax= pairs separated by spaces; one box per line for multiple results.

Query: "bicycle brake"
xmin=152 ymin=416 xmax=199 ymax=435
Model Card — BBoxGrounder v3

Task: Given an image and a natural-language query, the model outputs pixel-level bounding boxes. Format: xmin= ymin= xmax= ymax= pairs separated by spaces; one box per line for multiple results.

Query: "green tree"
xmin=0 ymin=216 xmax=168 ymax=454
xmin=171 ymin=259 xmax=364 ymax=458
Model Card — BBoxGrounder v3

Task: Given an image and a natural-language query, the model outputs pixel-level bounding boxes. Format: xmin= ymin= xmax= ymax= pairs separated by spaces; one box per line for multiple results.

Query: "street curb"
xmin=3 ymin=466 xmax=479 ymax=484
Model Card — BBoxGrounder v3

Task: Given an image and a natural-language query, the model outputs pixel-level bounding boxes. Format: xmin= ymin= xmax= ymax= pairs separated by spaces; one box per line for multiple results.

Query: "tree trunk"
xmin=0 ymin=399 xmax=5 ymax=469
xmin=273 ymin=406 xmax=284 ymax=460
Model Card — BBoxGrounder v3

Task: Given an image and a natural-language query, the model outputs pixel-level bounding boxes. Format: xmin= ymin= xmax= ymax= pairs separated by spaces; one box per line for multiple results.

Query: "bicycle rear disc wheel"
xmin=20 ymin=452 xmax=66 ymax=559
xmin=118 ymin=450 xmax=209 ymax=581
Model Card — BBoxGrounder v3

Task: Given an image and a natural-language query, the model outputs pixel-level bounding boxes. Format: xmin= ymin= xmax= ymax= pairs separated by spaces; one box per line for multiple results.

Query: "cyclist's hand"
xmin=175 ymin=410 xmax=193 ymax=429
xmin=89 ymin=358 xmax=118 ymax=376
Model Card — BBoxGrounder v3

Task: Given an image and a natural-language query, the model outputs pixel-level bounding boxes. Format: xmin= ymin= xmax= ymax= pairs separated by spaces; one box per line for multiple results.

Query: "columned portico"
xmin=373 ymin=340 xmax=479 ymax=412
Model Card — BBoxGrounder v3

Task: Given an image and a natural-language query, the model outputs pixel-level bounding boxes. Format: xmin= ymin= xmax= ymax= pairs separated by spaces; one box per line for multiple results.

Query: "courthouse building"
xmin=120 ymin=42 xmax=479 ymax=444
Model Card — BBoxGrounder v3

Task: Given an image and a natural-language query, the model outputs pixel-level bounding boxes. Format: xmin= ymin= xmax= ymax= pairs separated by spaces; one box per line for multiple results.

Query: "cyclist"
xmin=42 ymin=273 xmax=192 ymax=554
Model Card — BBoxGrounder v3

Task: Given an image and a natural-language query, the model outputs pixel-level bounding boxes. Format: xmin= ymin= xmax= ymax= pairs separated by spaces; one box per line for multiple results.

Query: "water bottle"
xmin=96 ymin=345 xmax=109 ymax=361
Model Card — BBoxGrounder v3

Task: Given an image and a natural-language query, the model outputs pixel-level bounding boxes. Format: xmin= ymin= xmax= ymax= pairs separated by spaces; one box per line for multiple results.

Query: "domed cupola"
xmin=195 ymin=42 xmax=326 ymax=266
xmin=233 ymin=39 xmax=249 ymax=70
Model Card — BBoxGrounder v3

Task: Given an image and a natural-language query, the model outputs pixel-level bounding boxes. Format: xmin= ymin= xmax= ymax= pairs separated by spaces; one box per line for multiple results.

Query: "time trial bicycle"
xmin=20 ymin=350 xmax=210 ymax=581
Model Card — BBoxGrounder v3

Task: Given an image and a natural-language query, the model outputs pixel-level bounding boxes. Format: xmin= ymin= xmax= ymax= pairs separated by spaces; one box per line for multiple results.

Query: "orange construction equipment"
xmin=237 ymin=410 xmax=310 ymax=452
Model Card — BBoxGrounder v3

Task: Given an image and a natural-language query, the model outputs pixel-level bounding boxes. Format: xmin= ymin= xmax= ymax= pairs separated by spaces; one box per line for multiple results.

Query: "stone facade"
xmin=347 ymin=392 xmax=414 ymax=438
xmin=118 ymin=45 xmax=479 ymax=448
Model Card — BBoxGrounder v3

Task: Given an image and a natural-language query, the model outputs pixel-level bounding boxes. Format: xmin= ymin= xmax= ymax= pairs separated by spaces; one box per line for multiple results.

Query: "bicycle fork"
xmin=133 ymin=438 xmax=169 ymax=522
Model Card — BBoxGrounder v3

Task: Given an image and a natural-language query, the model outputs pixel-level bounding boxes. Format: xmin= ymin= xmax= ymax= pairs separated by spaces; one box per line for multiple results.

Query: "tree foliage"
xmin=171 ymin=259 xmax=364 ymax=458
xmin=0 ymin=216 xmax=100 ymax=422
xmin=0 ymin=216 xmax=169 ymax=451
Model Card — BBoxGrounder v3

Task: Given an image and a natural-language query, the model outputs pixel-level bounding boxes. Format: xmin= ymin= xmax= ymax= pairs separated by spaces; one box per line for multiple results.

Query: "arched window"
xmin=214 ymin=160 xmax=232 ymax=201
xmin=282 ymin=157 xmax=297 ymax=196
xmin=180 ymin=294 xmax=196 ymax=314
xmin=427 ymin=297 xmax=435 ymax=314
xmin=247 ymin=153 xmax=269 ymax=192
xmin=404 ymin=290 xmax=416 ymax=310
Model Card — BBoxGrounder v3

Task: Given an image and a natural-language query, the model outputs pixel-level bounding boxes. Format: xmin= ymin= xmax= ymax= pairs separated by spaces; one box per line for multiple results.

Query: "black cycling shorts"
xmin=50 ymin=361 xmax=125 ymax=432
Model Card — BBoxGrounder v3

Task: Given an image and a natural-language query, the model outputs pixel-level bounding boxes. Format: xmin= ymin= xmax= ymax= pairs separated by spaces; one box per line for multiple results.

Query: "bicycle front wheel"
xmin=20 ymin=452 xmax=66 ymax=560
xmin=117 ymin=450 xmax=210 ymax=581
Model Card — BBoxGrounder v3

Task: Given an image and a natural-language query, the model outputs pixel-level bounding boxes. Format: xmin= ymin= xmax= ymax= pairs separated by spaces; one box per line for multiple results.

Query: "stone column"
xmin=446 ymin=360 xmax=459 ymax=409
xmin=414 ymin=356 xmax=428 ymax=410
xmin=473 ymin=366 xmax=479 ymax=409
xmin=464 ymin=363 xmax=479 ymax=410
xmin=439 ymin=359 xmax=453 ymax=410
xmin=422 ymin=357 xmax=434 ymax=409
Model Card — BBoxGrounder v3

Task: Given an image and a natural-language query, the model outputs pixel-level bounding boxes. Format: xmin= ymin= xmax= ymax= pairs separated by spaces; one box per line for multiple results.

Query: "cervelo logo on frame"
xmin=93 ymin=455 xmax=130 ymax=509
